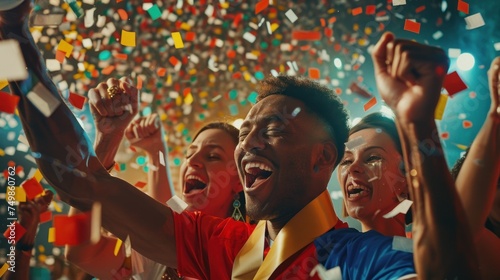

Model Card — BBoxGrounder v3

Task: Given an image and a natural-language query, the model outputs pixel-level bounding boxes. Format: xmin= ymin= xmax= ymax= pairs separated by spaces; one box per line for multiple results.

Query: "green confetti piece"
xmin=255 ymin=71 xmax=264 ymax=80
xmin=136 ymin=156 xmax=146 ymax=166
xmin=98 ymin=50 xmax=111 ymax=60
xmin=247 ymin=91 xmax=258 ymax=104
xmin=199 ymin=113 xmax=205 ymax=120
xmin=229 ymin=104 xmax=239 ymax=116
xmin=147 ymin=4 xmax=162 ymax=21
xmin=142 ymin=107 xmax=152 ymax=116
xmin=119 ymin=163 xmax=127 ymax=171
xmin=272 ymin=39 xmax=281 ymax=46
xmin=182 ymin=128 xmax=189 ymax=136
xmin=173 ymin=157 xmax=182 ymax=166
xmin=260 ymin=42 xmax=268 ymax=49
xmin=229 ymin=89 xmax=238 ymax=100
xmin=143 ymin=166 xmax=149 ymax=172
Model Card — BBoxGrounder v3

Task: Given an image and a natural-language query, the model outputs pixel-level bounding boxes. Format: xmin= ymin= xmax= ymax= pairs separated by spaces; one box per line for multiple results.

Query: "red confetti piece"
xmin=415 ymin=5 xmax=426 ymax=13
xmin=227 ymin=50 xmax=236 ymax=59
xmin=114 ymin=53 xmax=128 ymax=60
xmin=320 ymin=18 xmax=326 ymax=27
xmin=349 ymin=82 xmax=372 ymax=98
xmin=0 ymin=91 xmax=19 ymax=114
xmin=102 ymin=65 xmax=115 ymax=75
xmin=137 ymin=76 xmax=143 ymax=90
xmin=40 ymin=211 xmax=53 ymax=223
xmin=135 ymin=181 xmax=147 ymax=188
xmin=169 ymin=56 xmax=179 ymax=66
xmin=462 ymin=120 xmax=473 ymax=129
xmin=117 ymin=9 xmax=128 ymax=20
xmin=308 ymin=68 xmax=320 ymax=79
xmin=157 ymin=68 xmax=167 ymax=77
xmin=292 ymin=31 xmax=322 ymax=41
xmin=53 ymin=213 xmax=90 ymax=246
xmin=443 ymin=71 xmax=468 ymax=97
xmin=255 ymin=0 xmax=269 ymax=14
xmin=324 ymin=27 xmax=333 ymax=38
xmin=68 ymin=92 xmax=87 ymax=110
xmin=365 ymin=5 xmax=376 ymax=15
xmin=185 ymin=32 xmax=196 ymax=41
xmin=55 ymin=50 xmax=66 ymax=64
xmin=457 ymin=0 xmax=469 ymax=14
xmin=352 ymin=7 xmax=363 ymax=16
xmin=440 ymin=132 xmax=449 ymax=140
xmin=22 ymin=178 xmax=44 ymax=200
xmin=404 ymin=19 xmax=421 ymax=34
xmin=3 ymin=222 xmax=26 ymax=242
xmin=363 ymin=97 xmax=377 ymax=111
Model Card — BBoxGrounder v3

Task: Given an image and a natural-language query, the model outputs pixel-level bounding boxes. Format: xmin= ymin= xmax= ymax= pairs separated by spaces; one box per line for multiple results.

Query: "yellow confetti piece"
xmin=13 ymin=187 xmax=26 ymax=202
xmin=172 ymin=32 xmax=184 ymax=49
xmin=185 ymin=93 xmax=193 ymax=105
xmin=38 ymin=244 xmax=45 ymax=253
xmin=120 ymin=30 xmax=136 ymax=47
xmin=114 ymin=238 xmax=123 ymax=256
xmin=220 ymin=2 xmax=229 ymax=9
xmin=166 ymin=74 xmax=172 ymax=86
xmin=0 ymin=80 xmax=8 ymax=89
xmin=271 ymin=23 xmax=279 ymax=32
xmin=243 ymin=72 xmax=251 ymax=81
xmin=434 ymin=94 xmax=448 ymax=120
xmin=0 ymin=149 xmax=5 ymax=157
xmin=199 ymin=91 xmax=208 ymax=98
xmin=176 ymin=96 xmax=182 ymax=106
xmin=0 ymin=263 xmax=8 ymax=277
xmin=180 ymin=23 xmax=191 ymax=31
xmin=48 ymin=227 xmax=55 ymax=243
xmin=34 ymin=169 xmax=43 ymax=182
xmin=38 ymin=254 xmax=46 ymax=263
xmin=455 ymin=143 xmax=469 ymax=150
xmin=52 ymin=201 xmax=62 ymax=213
xmin=57 ymin=40 xmax=73 ymax=58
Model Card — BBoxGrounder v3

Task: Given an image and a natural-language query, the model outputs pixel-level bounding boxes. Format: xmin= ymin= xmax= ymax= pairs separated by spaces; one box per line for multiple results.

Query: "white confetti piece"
xmin=27 ymin=83 xmax=61 ymax=117
xmin=432 ymin=30 xmax=443 ymax=40
xmin=448 ymin=48 xmax=461 ymax=58
xmin=392 ymin=236 xmax=413 ymax=253
xmin=266 ymin=21 xmax=272 ymax=35
xmin=392 ymin=0 xmax=406 ymax=6
xmin=166 ymin=195 xmax=188 ymax=214
xmin=84 ymin=8 xmax=96 ymax=28
xmin=16 ymin=143 xmax=29 ymax=153
xmin=140 ymin=92 xmax=154 ymax=103
xmin=243 ymin=32 xmax=256 ymax=43
xmin=383 ymin=199 xmax=413 ymax=218
xmin=345 ymin=136 xmax=366 ymax=150
xmin=494 ymin=42 xmax=500 ymax=51
xmin=0 ymin=40 xmax=28 ymax=81
xmin=124 ymin=235 xmax=132 ymax=257
xmin=205 ymin=4 xmax=214 ymax=17
xmin=310 ymin=264 xmax=342 ymax=280
xmin=32 ymin=14 xmax=65 ymax=26
xmin=465 ymin=13 xmax=485 ymax=30
xmin=285 ymin=9 xmax=298 ymax=23
xmin=18 ymin=134 xmax=29 ymax=146
xmin=46 ymin=59 xmax=61 ymax=72
xmin=159 ymin=150 xmax=165 ymax=166
xmin=90 ymin=202 xmax=102 ymax=244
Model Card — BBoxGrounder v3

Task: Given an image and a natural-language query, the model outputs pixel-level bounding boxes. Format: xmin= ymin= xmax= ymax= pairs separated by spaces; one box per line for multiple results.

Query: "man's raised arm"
xmin=0 ymin=0 xmax=177 ymax=267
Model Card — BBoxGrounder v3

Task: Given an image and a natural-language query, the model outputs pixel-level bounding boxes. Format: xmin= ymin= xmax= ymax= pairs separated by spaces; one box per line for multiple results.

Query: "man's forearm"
xmin=396 ymin=118 xmax=479 ymax=279
xmin=94 ymin=131 xmax=124 ymax=170
xmin=145 ymin=143 xmax=174 ymax=203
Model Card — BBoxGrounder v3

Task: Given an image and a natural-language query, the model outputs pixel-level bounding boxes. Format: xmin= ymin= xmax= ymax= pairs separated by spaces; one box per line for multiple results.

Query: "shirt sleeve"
xmin=173 ymin=211 xmax=253 ymax=279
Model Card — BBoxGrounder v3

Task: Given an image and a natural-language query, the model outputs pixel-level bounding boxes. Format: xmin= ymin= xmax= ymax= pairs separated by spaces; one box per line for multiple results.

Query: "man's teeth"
xmin=244 ymin=162 xmax=272 ymax=173
xmin=186 ymin=175 xmax=206 ymax=183
xmin=347 ymin=184 xmax=370 ymax=197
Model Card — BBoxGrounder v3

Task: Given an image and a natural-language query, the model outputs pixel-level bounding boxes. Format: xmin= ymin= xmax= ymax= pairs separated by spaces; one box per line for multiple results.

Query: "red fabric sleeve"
xmin=173 ymin=211 xmax=255 ymax=280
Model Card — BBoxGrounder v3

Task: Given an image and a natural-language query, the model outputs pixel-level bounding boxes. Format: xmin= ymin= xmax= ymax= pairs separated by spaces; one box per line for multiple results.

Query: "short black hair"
xmin=349 ymin=112 xmax=402 ymax=155
xmin=193 ymin=122 xmax=239 ymax=145
xmin=256 ymin=75 xmax=349 ymax=166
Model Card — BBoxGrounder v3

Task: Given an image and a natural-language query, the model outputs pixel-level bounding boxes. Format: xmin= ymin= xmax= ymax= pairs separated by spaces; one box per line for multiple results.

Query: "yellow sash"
xmin=232 ymin=190 xmax=338 ymax=279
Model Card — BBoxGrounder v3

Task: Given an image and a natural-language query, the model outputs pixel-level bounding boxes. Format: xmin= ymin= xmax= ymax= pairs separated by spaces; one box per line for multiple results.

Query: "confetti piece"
xmin=167 ymin=195 xmax=188 ymax=213
xmin=205 ymin=4 xmax=214 ymax=17
xmin=352 ymin=7 xmax=362 ymax=16
xmin=285 ymin=9 xmax=298 ymax=23
xmin=137 ymin=76 xmax=143 ymax=90
xmin=404 ymin=19 xmax=421 ymax=34
xmin=135 ymin=181 xmax=147 ymax=188
xmin=392 ymin=236 xmax=413 ymax=253
xmin=349 ymin=82 xmax=372 ymax=98
xmin=124 ymin=235 xmax=132 ymax=257
xmin=68 ymin=92 xmax=87 ymax=110
xmin=114 ymin=238 xmax=123 ymax=256
xmin=40 ymin=211 xmax=53 ymax=223
xmin=292 ymin=31 xmax=322 ymax=41
xmin=440 ymin=132 xmax=449 ymax=140
xmin=308 ymin=68 xmax=320 ymax=79
xmin=363 ymin=97 xmax=377 ymax=111
xmin=120 ymin=30 xmax=136 ymax=47
xmin=13 ymin=187 xmax=26 ymax=202
xmin=172 ymin=32 xmax=184 ymax=49
xmin=0 ymin=91 xmax=19 ymax=114
xmin=27 ymin=83 xmax=61 ymax=117
xmin=434 ymin=94 xmax=448 ymax=120
xmin=32 ymin=14 xmax=65 ymax=26
xmin=443 ymin=71 xmax=468 ymax=96
xmin=310 ymin=265 xmax=342 ymax=280
xmin=90 ymin=202 xmax=101 ymax=244
xmin=46 ymin=59 xmax=61 ymax=72
xmin=53 ymin=213 xmax=90 ymax=246
xmin=393 ymin=0 xmax=407 ymax=6
xmin=21 ymin=177 xmax=44 ymax=200
xmin=465 ymin=13 xmax=485 ymax=30
xmin=345 ymin=136 xmax=366 ymax=150
xmin=3 ymin=222 xmax=26 ymax=242
xmin=415 ymin=5 xmax=426 ymax=13
xmin=0 ymin=40 xmax=28 ymax=81
xmin=462 ymin=120 xmax=473 ymax=129
xmin=52 ymin=201 xmax=62 ymax=212
xmin=157 ymin=67 xmax=167 ymax=77
xmin=0 ymin=263 xmax=8 ymax=278
xmin=457 ymin=0 xmax=469 ymax=14
xmin=147 ymin=4 xmax=162 ymax=20
xmin=117 ymin=9 xmax=128 ymax=20
xmin=57 ymin=39 xmax=73 ymax=58
xmin=365 ymin=5 xmax=376 ymax=15
xmin=101 ymin=65 xmax=115 ymax=75
xmin=48 ymin=227 xmax=55 ymax=243
xmin=65 ymin=0 xmax=84 ymax=18
xmin=159 ymin=151 xmax=166 ymax=166
xmin=255 ymin=0 xmax=269 ymax=14
xmin=432 ymin=31 xmax=443 ymax=40
xmin=383 ymin=199 xmax=413 ymax=218
xmin=229 ymin=104 xmax=239 ymax=116
xmin=169 ymin=56 xmax=180 ymax=66
xmin=0 ymin=80 xmax=8 ymax=89
xmin=243 ymin=32 xmax=256 ymax=43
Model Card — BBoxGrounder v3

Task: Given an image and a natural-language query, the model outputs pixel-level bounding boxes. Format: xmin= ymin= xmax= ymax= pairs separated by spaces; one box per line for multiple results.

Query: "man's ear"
xmin=315 ymin=141 xmax=338 ymax=171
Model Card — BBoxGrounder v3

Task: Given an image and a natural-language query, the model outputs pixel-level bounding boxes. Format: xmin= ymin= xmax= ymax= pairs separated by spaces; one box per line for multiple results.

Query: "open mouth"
xmin=184 ymin=175 xmax=207 ymax=194
xmin=346 ymin=183 xmax=371 ymax=198
xmin=244 ymin=162 xmax=273 ymax=189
